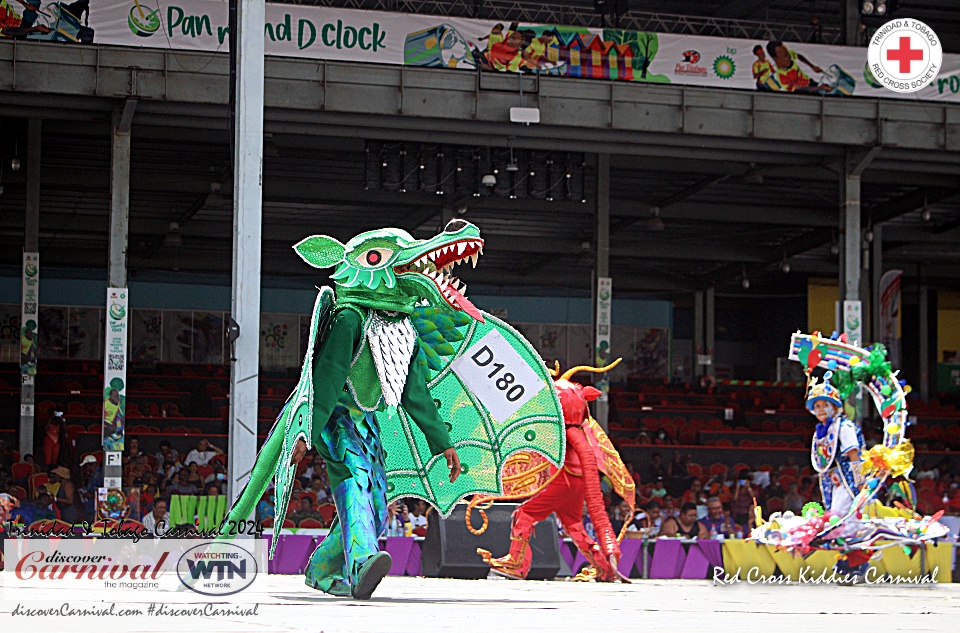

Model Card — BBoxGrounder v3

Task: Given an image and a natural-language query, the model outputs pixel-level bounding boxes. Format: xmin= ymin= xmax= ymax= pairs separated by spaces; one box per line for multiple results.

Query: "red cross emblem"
xmin=886 ymin=36 xmax=924 ymax=74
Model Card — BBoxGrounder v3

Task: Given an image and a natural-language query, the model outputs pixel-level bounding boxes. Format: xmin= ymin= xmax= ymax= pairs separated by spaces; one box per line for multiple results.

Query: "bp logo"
xmin=128 ymin=2 xmax=162 ymax=37
xmin=713 ymin=55 xmax=735 ymax=79
xmin=109 ymin=302 xmax=126 ymax=321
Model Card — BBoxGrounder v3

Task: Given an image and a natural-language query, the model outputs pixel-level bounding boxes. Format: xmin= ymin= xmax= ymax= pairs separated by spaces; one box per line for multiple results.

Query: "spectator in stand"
xmin=661 ymin=495 xmax=679 ymax=519
xmin=123 ymin=437 xmax=143 ymax=466
xmin=409 ymin=499 xmax=429 ymax=536
xmin=701 ymin=496 xmax=735 ymax=538
xmin=705 ymin=475 xmax=732 ymax=504
xmin=763 ymin=477 xmax=786 ymax=504
xmin=609 ymin=499 xmax=633 ymax=534
xmin=158 ymin=458 xmax=179 ymax=485
xmin=646 ymin=452 xmax=668 ymax=482
xmin=142 ymin=498 xmax=169 ymax=534
xmin=0 ymin=440 xmax=13 ymax=471
xmin=384 ymin=501 xmax=406 ymax=537
xmin=785 ymin=481 xmax=805 ymax=514
xmin=184 ymin=439 xmax=224 ymax=467
xmin=123 ymin=454 xmax=151 ymax=488
xmin=40 ymin=412 xmax=70 ymax=469
xmin=634 ymin=500 xmax=663 ymax=533
xmin=624 ymin=461 xmax=641 ymax=486
xmin=184 ymin=462 xmax=204 ymax=488
xmin=204 ymin=460 xmax=227 ymax=485
xmin=257 ymin=491 xmax=275 ymax=522
xmin=308 ymin=474 xmax=329 ymax=503
xmin=652 ymin=429 xmax=673 ymax=445
xmin=731 ymin=472 xmax=754 ymax=528
xmin=154 ymin=440 xmax=179 ymax=466
xmin=658 ymin=502 xmax=709 ymax=539
xmin=30 ymin=491 xmax=57 ymax=521
xmin=141 ymin=484 xmax=159 ymax=513
xmin=48 ymin=466 xmax=78 ymax=523
xmin=290 ymin=497 xmax=324 ymax=525
xmin=77 ymin=454 xmax=103 ymax=520
xmin=167 ymin=469 xmax=199 ymax=496
xmin=205 ymin=483 xmax=221 ymax=497
xmin=667 ymin=451 xmax=686 ymax=478
xmin=649 ymin=477 xmax=667 ymax=499
xmin=300 ymin=454 xmax=325 ymax=487
xmin=682 ymin=478 xmax=704 ymax=505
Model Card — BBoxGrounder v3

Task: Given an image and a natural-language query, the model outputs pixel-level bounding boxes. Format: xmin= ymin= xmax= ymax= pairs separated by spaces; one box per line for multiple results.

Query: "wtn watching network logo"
xmin=177 ymin=543 xmax=260 ymax=596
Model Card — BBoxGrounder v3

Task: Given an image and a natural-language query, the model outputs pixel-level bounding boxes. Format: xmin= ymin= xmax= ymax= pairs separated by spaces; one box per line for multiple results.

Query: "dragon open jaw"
xmin=395 ymin=238 xmax=485 ymax=322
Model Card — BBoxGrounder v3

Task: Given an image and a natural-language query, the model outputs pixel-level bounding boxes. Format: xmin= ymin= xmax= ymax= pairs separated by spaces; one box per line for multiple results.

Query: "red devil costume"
xmin=473 ymin=361 xmax=635 ymax=582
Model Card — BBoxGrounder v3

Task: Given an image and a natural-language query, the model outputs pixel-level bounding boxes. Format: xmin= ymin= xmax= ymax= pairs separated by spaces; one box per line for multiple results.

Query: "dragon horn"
xmin=559 ymin=358 xmax=622 ymax=382
xmin=548 ymin=360 xmax=561 ymax=377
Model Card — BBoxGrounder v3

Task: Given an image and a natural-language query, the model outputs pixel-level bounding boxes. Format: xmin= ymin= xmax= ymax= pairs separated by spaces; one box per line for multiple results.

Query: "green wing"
xmin=378 ymin=307 xmax=565 ymax=516
xmin=270 ymin=286 xmax=334 ymax=553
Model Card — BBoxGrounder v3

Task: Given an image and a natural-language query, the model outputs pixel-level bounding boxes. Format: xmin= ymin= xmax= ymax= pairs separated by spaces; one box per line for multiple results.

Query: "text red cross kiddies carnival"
xmin=887 ymin=36 xmax=924 ymax=73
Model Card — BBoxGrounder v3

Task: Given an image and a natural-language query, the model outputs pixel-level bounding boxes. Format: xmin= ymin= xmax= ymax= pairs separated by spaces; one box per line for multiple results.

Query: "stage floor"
xmin=3 ymin=574 xmax=960 ymax=631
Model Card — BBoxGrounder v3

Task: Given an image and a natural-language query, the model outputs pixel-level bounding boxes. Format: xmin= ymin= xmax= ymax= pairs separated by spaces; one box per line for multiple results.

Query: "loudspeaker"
xmin=421 ymin=502 xmax=561 ymax=580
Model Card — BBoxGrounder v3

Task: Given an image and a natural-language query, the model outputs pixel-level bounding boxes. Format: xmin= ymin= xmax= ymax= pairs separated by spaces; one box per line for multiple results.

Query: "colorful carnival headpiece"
xmin=805 ymin=371 xmax=842 ymax=410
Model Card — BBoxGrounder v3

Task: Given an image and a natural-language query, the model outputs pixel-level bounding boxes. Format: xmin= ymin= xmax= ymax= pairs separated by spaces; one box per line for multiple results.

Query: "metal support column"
xmin=841 ymin=148 xmax=879 ymax=346
xmin=594 ymin=154 xmax=610 ymax=431
xmin=919 ymin=285 xmax=930 ymax=402
xmin=228 ymin=0 xmax=265 ymax=504
xmin=19 ymin=119 xmax=41 ymax=458
xmin=108 ymin=101 xmax=135 ymax=288
xmin=870 ymin=224 xmax=882 ymax=344
xmin=843 ymin=0 xmax=861 ymax=46
xmin=705 ymin=286 xmax=715 ymax=378
xmin=694 ymin=291 xmax=704 ymax=379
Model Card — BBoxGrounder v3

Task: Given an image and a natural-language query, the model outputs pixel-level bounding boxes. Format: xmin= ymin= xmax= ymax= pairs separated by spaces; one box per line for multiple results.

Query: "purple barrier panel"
xmin=264 ymin=534 xmax=277 ymax=574
xmin=405 ymin=541 xmax=422 ymax=576
xmin=696 ymin=540 xmax=723 ymax=569
xmin=559 ymin=539 xmax=576 ymax=571
xmin=384 ymin=537 xmax=415 ymax=576
xmin=571 ymin=550 xmax=590 ymax=574
xmin=268 ymin=534 xmax=318 ymax=574
xmin=649 ymin=539 xmax=686 ymax=579
xmin=618 ymin=539 xmax=643 ymax=577
xmin=680 ymin=543 xmax=710 ymax=579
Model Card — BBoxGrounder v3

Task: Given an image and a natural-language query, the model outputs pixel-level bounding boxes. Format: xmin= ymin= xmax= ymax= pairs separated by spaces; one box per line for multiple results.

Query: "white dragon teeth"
xmin=470 ymin=253 xmax=478 ymax=268
xmin=457 ymin=243 xmax=466 ymax=255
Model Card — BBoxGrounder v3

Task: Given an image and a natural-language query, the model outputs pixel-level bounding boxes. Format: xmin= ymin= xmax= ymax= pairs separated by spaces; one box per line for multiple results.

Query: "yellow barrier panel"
xmin=720 ymin=540 xmax=952 ymax=583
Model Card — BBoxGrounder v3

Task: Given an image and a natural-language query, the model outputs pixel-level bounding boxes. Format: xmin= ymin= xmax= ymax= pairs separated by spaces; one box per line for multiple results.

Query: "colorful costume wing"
xmin=270 ymin=287 xmax=334 ymax=554
xmin=378 ymin=307 xmax=565 ymax=516
xmin=582 ymin=415 xmax=636 ymax=534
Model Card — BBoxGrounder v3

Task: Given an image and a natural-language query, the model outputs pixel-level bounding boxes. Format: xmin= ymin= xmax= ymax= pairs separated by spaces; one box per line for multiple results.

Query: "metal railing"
xmin=275 ymin=0 xmax=843 ymax=43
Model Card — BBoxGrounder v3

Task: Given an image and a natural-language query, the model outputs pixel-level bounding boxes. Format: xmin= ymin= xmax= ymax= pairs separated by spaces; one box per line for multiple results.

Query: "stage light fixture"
xmin=861 ymin=1 xmax=874 ymax=15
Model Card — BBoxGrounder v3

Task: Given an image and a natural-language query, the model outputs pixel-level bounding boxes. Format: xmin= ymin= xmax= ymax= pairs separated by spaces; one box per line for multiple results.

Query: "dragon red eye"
xmin=366 ymin=250 xmax=382 ymax=265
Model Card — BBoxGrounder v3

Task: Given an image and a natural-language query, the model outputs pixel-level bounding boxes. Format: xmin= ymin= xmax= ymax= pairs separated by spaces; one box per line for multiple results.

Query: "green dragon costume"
xmin=220 ymin=220 xmax=565 ymax=600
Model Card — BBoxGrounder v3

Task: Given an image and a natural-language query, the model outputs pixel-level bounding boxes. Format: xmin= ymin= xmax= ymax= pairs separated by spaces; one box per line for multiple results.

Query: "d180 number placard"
xmin=451 ymin=329 xmax=544 ymax=423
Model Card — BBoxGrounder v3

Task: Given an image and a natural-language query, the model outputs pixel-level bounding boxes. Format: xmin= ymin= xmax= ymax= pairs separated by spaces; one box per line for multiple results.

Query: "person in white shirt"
xmin=409 ymin=499 xmax=428 ymax=531
xmin=184 ymin=439 xmax=223 ymax=467
xmin=142 ymin=498 xmax=169 ymax=534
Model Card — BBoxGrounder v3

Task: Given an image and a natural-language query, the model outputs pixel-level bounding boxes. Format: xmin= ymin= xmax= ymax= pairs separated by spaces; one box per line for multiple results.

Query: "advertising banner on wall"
xmin=594 ymin=276 xmax=612 ymax=402
xmin=101 ymin=287 xmax=129 ymax=453
xmin=879 ymin=269 xmax=903 ymax=368
xmin=4 ymin=1 xmax=958 ymax=102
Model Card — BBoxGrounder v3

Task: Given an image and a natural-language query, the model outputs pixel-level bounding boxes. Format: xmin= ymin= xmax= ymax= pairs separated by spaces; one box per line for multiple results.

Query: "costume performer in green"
xmin=220 ymin=220 xmax=479 ymax=599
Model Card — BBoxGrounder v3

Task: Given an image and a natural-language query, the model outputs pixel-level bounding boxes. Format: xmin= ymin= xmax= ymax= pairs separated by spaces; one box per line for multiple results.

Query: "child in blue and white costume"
xmin=807 ymin=371 xmax=865 ymax=516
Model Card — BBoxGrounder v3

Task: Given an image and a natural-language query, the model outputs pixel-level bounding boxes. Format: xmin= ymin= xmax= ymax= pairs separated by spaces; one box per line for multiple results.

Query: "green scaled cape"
xmin=378 ymin=305 xmax=565 ymax=516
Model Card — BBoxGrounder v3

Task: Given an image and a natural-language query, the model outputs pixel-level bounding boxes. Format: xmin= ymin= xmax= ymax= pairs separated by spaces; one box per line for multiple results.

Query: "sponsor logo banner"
xmin=62 ymin=1 xmax=960 ymax=102
xmin=3 ymin=538 xmax=266 ymax=599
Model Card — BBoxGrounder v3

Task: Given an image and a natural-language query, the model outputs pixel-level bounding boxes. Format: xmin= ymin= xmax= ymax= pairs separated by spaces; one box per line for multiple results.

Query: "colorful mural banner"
xmin=260 ymin=312 xmax=299 ymax=370
xmin=879 ymin=269 xmax=903 ymax=368
xmin=4 ymin=1 xmax=948 ymax=102
xmin=595 ymin=276 xmax=612 ymax=401
xmin=20 ymin=253 xmax=38 ymax=377
xmin=101 ymin=287 xmax=129 ymax=452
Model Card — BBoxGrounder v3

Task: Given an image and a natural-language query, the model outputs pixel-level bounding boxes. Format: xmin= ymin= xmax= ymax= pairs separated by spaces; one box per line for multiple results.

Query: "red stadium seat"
xmin=765 ymin=497 xmax=784 ymax=512
xmin=317 ymin=503 xmax=337 ymax=524
xmin=687 ymin=463 xmax=703 ymax=477
xmin=298 ymin=518 xmax=325 ymax=529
